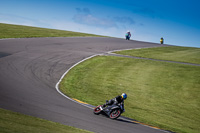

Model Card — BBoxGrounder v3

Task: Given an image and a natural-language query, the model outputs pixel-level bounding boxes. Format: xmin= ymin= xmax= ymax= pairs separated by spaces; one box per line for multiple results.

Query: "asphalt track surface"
xmin=0 ymin=37 xmax=170 ymax=133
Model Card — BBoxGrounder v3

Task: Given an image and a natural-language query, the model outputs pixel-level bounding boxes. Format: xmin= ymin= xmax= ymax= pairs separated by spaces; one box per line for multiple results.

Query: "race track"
xmin=0 ymin=37 xmax=169 ymax=133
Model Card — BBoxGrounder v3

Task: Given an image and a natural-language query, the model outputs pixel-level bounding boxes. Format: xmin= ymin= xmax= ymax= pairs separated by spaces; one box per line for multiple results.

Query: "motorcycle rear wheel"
xmin=109 ymin=109 xmax=121 ymax=119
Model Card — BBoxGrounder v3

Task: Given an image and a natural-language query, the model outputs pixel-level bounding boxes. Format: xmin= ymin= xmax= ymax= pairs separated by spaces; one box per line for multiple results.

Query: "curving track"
xmin=0 ymin=37 xmax=169 ymax=133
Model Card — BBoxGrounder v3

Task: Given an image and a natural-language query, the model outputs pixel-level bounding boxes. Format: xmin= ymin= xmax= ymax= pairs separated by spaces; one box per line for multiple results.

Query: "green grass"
xmin=60 ymin=55 xmax=200 ymax=133
xmin=114 ymin=46 xmax=200 ymax=64
xmin=0 ymin=108 xmax=92 ymax=133
xmin=0 ymin=23 xmax=104 ymax=38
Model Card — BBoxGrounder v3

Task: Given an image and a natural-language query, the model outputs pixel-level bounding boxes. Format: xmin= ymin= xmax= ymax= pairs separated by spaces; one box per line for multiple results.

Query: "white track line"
xmin=55 ymin=47 xmax=160 ymax=109
xmin=55 ymin=47 xmax=151 ymax=107
xmin=55 ymin=54 xmax=102 ymax=109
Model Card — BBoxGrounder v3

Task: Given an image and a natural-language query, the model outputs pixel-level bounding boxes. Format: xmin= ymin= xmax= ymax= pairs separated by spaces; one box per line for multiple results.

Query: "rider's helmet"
xmin=121 ymin=93 xmax=127 ymax=100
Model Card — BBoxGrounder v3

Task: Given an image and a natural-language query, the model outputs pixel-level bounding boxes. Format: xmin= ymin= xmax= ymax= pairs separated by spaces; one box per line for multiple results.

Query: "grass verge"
xmin=60 ymin=55 xmax=200 ymax=133
xmin=0 ymin=108 xmax=92 ymax=133
xmin=114 ymin=46 xmax=200 ymax=64
xmin=0 ymin=23 xmax=104 ymax=38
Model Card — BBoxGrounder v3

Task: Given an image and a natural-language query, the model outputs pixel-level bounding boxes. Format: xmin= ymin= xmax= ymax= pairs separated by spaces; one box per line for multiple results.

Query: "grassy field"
xmin=0 ymin=23 xmax=104 ymax=38
xmin=0 ymin=108 xmax=91 ymax=133
xmin=114 ymin=46 xmax=200 ymax=64
xmin=60 ymin=54 xmax=200 ymax=133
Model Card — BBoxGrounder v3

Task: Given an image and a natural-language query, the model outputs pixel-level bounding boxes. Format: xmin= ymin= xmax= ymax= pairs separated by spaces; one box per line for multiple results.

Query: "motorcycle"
xmin=93 ymin=103 xmax=124 ymax=119
xmin=126 ymin=35 xmax=130 ymax=40
xmin=125 ymin=32 xmax=131 ymax=40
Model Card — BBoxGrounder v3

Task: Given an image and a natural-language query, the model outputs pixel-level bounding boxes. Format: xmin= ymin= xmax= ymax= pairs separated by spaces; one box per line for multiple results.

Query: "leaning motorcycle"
xmin=93 ymin=103 xmax=124 ymax=119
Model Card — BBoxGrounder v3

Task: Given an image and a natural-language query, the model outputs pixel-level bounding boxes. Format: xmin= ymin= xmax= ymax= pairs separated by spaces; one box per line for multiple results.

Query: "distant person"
xmin=160 ymin=37 xmax=164 ymax=44
xmin=125 ymin=31 xmax=131 ymax=40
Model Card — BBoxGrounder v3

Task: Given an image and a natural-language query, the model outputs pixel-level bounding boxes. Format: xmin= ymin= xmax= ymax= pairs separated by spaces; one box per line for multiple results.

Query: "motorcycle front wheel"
xmin=93 ymin=105 xmax=102 ymax=115
xmin=109 ymin=109 xmax=121 ymax=119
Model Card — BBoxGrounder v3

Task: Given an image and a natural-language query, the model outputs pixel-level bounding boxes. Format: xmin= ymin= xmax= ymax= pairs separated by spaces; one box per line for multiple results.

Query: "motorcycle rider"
xmin=103 ymin=93 xmax=127 ymax=112
xmin=125 ymin=31 xmax=131 ymax=40
xmin=160 ymin=37 xmax=164 ymax=44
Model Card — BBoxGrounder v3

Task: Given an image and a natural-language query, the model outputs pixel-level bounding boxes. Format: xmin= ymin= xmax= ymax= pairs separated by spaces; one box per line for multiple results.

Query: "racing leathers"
xmin=103 ymin=95 xmax=125 ymax=112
